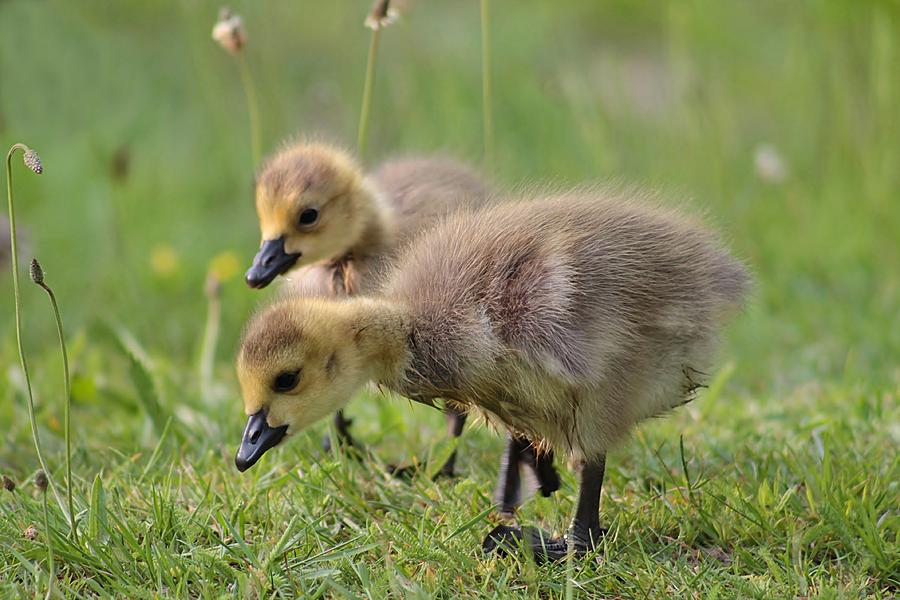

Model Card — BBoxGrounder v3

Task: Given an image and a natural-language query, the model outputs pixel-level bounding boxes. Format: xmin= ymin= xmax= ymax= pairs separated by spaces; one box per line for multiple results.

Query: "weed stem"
xmin=237 ymin=52 xmax=262 ymax=165
xmin=40 ymin=487 xmax=55 ymax=600
xmin=34 ymin=269 xmax=78 ymax=543
xmin=357 ymin=28 xmax=382 ymax=160
xmin=5 ymin=145 xmax=66 ymax=518
xmin=480 ymin=0 xmax=494 ymax=170
xmin=199 ymin=274 xmax=221 ymax=402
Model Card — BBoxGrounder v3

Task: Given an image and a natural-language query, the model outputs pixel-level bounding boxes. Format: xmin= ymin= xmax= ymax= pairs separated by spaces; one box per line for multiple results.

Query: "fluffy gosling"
xmin=241 ymin=142 xmax=557 ymax=499
xmin=236 ymin=189 xmax=748 ymax=560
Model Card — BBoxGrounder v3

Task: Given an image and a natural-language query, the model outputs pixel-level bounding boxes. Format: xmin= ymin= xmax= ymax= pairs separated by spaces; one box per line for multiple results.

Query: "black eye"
xmin=298 ymin=208 xmax=319 ymax=226
xmin=272 ymin=370 xmax=300 ymax=393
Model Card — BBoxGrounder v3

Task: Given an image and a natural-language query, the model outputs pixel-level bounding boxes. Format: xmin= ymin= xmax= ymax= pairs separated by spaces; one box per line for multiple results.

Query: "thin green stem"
xmin=198 ymin=278 xmax=221 ymax=402
xmin=37 ymin=280 xmax=78 ymax=543
xmin=41 ymin=490 xmax=55 ymax=600
xmin=5 ymin=145 xmax=66 ymax=517
xmin=357 ymin=28 xmax=382 ymax=160
xmin=236 ymin=52 xmax=262 ymax=165
xmin=480 ymin=0 xmax=494 ymax=170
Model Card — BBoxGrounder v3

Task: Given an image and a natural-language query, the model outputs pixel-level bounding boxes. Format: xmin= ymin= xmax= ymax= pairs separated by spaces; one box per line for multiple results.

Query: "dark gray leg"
xmin=523 ymin=444 xmax=561 ymax=498
xmin=567 ymin=455 xmax=607 ymax=551
xmin=495 ymin=436 xmax=561 ymax=515
xmin=494 ymin=435 xmax=529 ymax=515
xmin=436 ymin=407 xmax=467 ymax=478
xmin=483 ymin=453 xmax=606 ymax=562
xmin=322 ymin=410 xmax=361 ymax=454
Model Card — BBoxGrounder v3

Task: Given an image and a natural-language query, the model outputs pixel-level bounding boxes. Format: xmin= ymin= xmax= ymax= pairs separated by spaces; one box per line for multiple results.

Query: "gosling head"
xmin=245 ymin=143 xmax=378 ymax=289
xmin=233 ymin=299 xmax=377 ymax=471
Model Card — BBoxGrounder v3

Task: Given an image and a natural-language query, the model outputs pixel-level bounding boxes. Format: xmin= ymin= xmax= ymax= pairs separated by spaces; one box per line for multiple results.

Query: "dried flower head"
xmin=2 ymin=475 xmax=15 ymax=492
xmin=365 ymin=0 xmax=399 ymax=30
xmin=34 ymin=470 xmax=48 ymax=492
xmin=29 ymin=258 xmax=44 ymax=285
xmin=23 ymin=147 xmax=43 ymax=174
xmin=212 ymin=7 xmax=247 ymax=54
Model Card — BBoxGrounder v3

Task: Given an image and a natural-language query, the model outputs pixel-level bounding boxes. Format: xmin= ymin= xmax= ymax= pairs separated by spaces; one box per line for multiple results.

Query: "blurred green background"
xmin=1 ymin=1 xmax=897 ymax=596
xmin=2 ymin=1 xmax=897 ymax=388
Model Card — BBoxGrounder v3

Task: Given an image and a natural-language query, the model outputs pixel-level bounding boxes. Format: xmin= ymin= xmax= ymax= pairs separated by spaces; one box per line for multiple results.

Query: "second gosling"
xmin=235 ymin=190 xmax=749 ymax=561
xmin=240 ymin=142 xmax=559 ymax=499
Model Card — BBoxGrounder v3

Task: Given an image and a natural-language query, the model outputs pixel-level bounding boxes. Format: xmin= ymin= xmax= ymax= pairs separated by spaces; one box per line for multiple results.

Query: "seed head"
xmin=2 ymin=475 xmax=15 ymax=492
xmin=34 ymin=470 xmax=48 ymax=492
xmin=212 ymin=7 xmax=247 ymax=54
xmin=23 ymin=147 xmax=43 ymax=174
xmin=365 ymin=0 xmax=399 ymax=30
xmin=30 ymin=258 xmax=44 ymax=285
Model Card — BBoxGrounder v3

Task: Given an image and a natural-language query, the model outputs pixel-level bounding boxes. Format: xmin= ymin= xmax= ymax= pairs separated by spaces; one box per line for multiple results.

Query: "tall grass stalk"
xmin=358 ymin=0 xmax=395 ymax=159
xmin=480 ymin=0 xmax=494 ymax=169
xmin=5 ymin=144 xmax=66 ymax=517
xmin=31 ymin=259 xmax=78 ymax=542
xmin=198 ymin=273 xmax=221 ymax=402
xmin=212 ymin=8 xmax=260 ymax=165
xmin=236 ymin=52 xmax=262 ymax=165
xmin=35 ymin=471 xmax=55 ymax=600
xmin=357 ymin=28 xmax=382 ymax=159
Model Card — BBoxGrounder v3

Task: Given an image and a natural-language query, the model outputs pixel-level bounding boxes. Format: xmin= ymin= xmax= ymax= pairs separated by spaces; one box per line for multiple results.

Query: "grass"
xmin=1 ymin=0 xmax=898 ymax=597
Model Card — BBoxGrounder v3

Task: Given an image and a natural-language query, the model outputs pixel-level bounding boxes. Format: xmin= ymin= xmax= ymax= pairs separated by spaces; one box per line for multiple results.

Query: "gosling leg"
xmin=523 ymin=445 xmax=561 ymax=498
xmin=322 ymin=410 xmax=362 ymax=455
xmin=566 ymin=454 xmax=607 ymax=552
xmin=435 ymin=407 xmax=467 ymax=478
xmin=494 ymin=435 xmax=529 ymax=516
xmin=389 ymin=405 xmax=467 ymax=480
xmin=494 ymin=436 xmax=561 ymax=515
xmin=483 ymin=454 xmax=606 ymax=562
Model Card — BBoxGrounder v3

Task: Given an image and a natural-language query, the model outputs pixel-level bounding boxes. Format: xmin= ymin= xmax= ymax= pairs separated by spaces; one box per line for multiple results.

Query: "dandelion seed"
xmin=35 ymin=470 xmax=48 ymax=492
xmin=23 ymin=148 xmax=42 ymax=175
xmin=29 ymin=258 xmax=44 ymax=285
xmin=754 ymin=143 xmax=787 ymax=185
xmin=2 ymin=475 xmax=15 ymax=492
xmin=365 ymin=0 xmax=399 ymax=30
xmin=212 ymin=7 xmax=247 ymax=55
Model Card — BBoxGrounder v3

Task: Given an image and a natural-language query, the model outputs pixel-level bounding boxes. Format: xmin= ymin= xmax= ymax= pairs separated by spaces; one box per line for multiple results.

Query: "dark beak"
xmin=245 ymin=237 xmax=301 ymax=289
xmin=234 ymin=410 xmax=288 ymax=472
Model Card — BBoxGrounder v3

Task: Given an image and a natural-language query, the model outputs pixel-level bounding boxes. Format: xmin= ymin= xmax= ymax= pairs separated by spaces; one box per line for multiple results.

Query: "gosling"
xmin=241 ymin=142 xmax=559 ymax=497
xmin=235 ymin=190 xmax=749 ymax=560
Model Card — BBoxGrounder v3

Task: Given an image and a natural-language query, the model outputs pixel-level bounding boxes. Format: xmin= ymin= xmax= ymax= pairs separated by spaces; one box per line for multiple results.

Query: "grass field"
xmin=1 ymin=1 xmax=898 ymax=597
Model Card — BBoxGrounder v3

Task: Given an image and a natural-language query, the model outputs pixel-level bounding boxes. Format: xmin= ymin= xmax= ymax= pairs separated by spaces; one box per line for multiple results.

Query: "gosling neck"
xmin=346 ymin=297 xmax=412 ymax=384
xmin=350 ymin=179 xmax=395 ymax=260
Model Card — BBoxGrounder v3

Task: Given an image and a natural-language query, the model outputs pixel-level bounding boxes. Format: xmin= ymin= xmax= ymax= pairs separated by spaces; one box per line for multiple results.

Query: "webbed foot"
xmin=482 ymin=523 xmax=605 ymax=563
xmin=386 ymin=459 xmax=458 ymax=481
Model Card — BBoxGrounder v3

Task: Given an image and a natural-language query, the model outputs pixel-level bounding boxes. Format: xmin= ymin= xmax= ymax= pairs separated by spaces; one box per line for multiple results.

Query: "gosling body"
xmin=385 ymin=191 xmax=747 ymax=458
xmin=236 ymin=189 xmax=748 ymax=560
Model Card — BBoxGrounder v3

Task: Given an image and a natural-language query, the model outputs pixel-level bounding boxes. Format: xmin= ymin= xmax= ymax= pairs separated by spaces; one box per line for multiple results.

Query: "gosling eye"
xmin=298 ymin=208 xmax=319 ymax=227
xmin=272 ymin=370 xmax=301 ymax=393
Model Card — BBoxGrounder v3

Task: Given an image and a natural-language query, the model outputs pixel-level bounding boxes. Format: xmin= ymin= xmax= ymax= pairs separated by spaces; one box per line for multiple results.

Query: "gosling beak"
xmin=245 ymin=237 xmax=301 ymax=289
xmin=234 ymin=410 xmax=288 ymax=472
